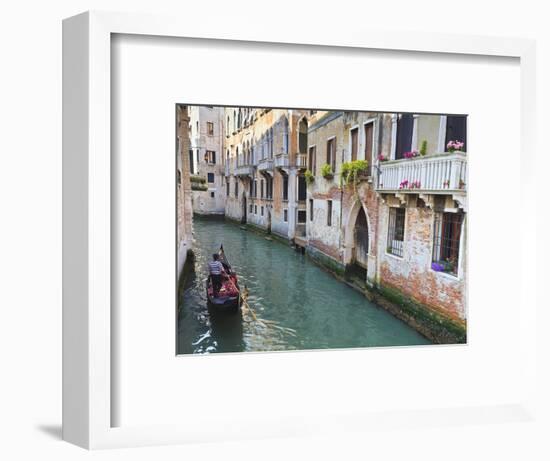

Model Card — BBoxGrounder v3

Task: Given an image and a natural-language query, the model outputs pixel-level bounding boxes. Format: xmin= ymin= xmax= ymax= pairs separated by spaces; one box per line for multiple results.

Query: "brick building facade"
xmin=184 ymin=106 xmax=468 ymax=342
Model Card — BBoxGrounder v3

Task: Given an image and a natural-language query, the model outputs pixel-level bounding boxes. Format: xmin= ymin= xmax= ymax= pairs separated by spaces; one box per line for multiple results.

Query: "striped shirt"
xmin=208 ymin=260 xmax=224 ymax=275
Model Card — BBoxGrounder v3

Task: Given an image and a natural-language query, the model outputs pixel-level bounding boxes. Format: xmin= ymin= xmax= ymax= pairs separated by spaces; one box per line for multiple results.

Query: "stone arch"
xmin=343 ymin=199 xmax=372 ymax=266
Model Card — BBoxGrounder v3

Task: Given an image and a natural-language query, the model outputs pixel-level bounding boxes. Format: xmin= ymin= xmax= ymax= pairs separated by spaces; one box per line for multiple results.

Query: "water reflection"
xmin=177 ymin=216 xmax=430 ymax=354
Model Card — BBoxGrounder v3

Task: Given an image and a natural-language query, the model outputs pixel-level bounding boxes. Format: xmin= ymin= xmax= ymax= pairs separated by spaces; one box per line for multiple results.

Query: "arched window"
xmin=269 ymin=128 xmax=274 ymax=158
xmin=233 ymin=110 xmax=236 ymax=133
xmin=282 ymin=117 xmax=289 ymax=154
xmin=236 ymin=146 xmax=239 ymax=166
xmin=238 ymin=109 xmax=242 ymax=129
xmin=226 ymin=116 xmax=230 ymax=136
xmin=299 ymin=118 xmax=308 ymax=154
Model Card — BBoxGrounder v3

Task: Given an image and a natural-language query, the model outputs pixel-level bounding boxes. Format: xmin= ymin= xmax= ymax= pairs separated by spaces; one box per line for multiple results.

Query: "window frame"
xmin=326 ymin=136 xmax=336 ymax=172
xmin=432 ymin=211 xmax=464 ymax=276
xmin=386 ymin=206 xmax=406 ymax=258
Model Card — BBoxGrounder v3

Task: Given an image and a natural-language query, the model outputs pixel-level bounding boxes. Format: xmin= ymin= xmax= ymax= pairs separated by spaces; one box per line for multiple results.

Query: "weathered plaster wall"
xmin=176 ymin=105 xmax=194 ymax=280
xmin=416 ymin=115 xmax=442 ymax=155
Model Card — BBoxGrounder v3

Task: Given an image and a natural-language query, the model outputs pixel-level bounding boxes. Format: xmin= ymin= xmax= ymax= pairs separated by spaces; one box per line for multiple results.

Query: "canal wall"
xmin=213 ymin=213 xmax=465 ymax=344
xmin=305 ymin=235 xmax=466 ymax=344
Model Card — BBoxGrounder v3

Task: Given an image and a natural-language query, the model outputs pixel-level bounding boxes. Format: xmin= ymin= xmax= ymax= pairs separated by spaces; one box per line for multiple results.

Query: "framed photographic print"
xmin=63 ymin=11 xmax=537 ymax=450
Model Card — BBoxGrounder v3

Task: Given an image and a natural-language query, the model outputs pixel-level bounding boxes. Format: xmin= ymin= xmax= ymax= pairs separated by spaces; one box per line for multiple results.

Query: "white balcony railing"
xmin=235 ymin=164 xmax=254 ymax=177
xmin=258 ymin=158 xmax=274 ymax=172
xmin=275 ymin=153 xmax=289 ymax=168
xmin=376 ymin=152 xmax=467 ymax=193
xmin=295 ymin=153 xmax=307 ymax=169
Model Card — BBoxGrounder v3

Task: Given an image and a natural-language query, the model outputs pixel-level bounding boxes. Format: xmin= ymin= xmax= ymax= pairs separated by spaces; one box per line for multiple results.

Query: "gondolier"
xmin=206 ymin=245 xmax=241 ymax=311
xmin=208 ymin=253 xmax=226 ymax=296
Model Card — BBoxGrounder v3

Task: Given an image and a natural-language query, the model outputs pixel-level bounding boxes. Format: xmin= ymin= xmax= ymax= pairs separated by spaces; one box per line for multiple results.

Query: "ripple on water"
xmin=177 ymin=217 xmax=431 ymax=354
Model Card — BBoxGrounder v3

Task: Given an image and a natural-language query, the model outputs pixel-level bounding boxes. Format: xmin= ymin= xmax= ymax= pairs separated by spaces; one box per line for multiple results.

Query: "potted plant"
xmin=420 ymin=140 xmax=428 ymax=156
xmin=446 ymin=140 xmax=464 ymax=153
xmin=321 ymin=163 xmax=334 ymax=180
xmin=304 ymin=169 xmax=315 ymax=185
xmin=403 ymin=150 xmax=419 ymax=159
xmin=340 ymin=159 xmax=369 ymax=189
xmin=378 ymin=153 xmax=389 ymax=162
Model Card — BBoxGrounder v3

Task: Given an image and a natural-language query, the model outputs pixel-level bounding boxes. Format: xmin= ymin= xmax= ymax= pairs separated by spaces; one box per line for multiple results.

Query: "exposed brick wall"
xmin=378 ymin=204 xmax=466 ymax=320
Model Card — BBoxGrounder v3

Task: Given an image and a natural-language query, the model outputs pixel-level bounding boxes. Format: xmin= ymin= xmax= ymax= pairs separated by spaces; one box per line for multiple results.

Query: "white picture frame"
xmin=62 ymin=10 xmax=538 ymax=450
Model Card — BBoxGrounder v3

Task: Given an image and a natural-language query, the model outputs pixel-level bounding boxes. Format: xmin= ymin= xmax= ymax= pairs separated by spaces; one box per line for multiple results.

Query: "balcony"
xmin=258 ymin=158 xmax=274 ymax=173
xmin=234 ymin=164 xmax=254 ymax=177
xmin=376 ymin=152 xmax=467 ymax=193
xmin=295 ymin=153 xmax=307 ymax=169
xmin=275 ymin=153 xmax=289 ymax=169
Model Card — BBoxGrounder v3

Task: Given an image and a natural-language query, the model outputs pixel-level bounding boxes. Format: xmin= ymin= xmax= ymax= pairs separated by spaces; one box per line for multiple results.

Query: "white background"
xmin=1 ymin=1 xmax=548 ymax=460
xmin=113 ymin=35 xmax=524 ymax=429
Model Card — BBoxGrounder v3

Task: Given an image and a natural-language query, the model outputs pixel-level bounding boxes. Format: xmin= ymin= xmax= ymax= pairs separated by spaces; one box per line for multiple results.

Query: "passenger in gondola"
xmin=208 ymin=253 xmax=226 ymax=296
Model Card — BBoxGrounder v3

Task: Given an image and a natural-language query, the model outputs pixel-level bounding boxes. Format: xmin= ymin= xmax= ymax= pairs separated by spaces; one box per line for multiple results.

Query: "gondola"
xmin=206 ymin=244 xmax=241 ymax=312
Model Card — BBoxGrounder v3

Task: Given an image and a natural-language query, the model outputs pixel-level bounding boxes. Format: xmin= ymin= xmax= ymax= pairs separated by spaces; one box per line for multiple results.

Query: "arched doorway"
xmin=353 ymin=206 xmax=369 ymax=269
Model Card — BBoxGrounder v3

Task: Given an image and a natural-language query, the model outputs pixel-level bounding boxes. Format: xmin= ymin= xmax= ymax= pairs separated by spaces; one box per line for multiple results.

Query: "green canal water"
xmin=177 ymin=216 xmax=431 ymax=354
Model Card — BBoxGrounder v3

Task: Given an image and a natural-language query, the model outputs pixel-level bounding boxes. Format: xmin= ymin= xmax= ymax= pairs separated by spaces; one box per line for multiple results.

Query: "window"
xmin=283 ymin=209 xmax=288 ymax=222
xmin=260 ymin=179 xmax=264 ymax=198
xmin=235 ymin=180 xmax=238 ymax=197
xmin=309 ymin=199 xmax=313 ymax=221
xmin=364 ymin=122 xmax=374 ymax=175
xmin=261 ymin=206 xmax=264 ymax=216
xmin=255 ymin=205 xmax=257 ymax=214
xmin=196 ymin=121 xmax=199 ymax=133
xmin=254 ymin=179 xmax=257 ymax=198
xmin=297 ymin=176 xmax=307 ymax=201
xmin=226 ymin=116 xmax=230 ymax=137
xmin=326 ymin=138 xmax=336 ymax=171
xmin=387 ymin=207 xmax=406 ymax=257
xmin=188 ymin=149 xmax=194 ymax=175
xmin=226 ymin=179 xmax=230 ymax=196
xmin=207 ymin=173 xmax=214 ymax=183
xmin=350 ymin=127 xmax=358 ymax=161
xmin=297 ymin=210 xmax=307 ymax=224
xmin=282 ymin=117 xmax=289 ymax=153
xmin=299 ymin=119 xmax=308 ymax=154
xmin=327 ymin=200 xmax=333 ymax=226
xmin=210 ymin=191 xmax=215 ymax=198
xmin=249 ymin=204 xmax=253 ymax=213
xmin=445 ymin=116 xmax=467 ymax=152
xmin=432 ymin=212 xmax=463 ymax=275
xmin=266 ymin=176 xmax=273 ymax=199
xmin=395 ymin=114 xmax=414 ymax=159
xmin=205 ymin=150 xmax=216 ymax=164
xmin=207 ymin=122 xmax=214 ymax=136
xmin=308 ymin=146 xmax=316 ymax=174
xmin=283 ymin=175 xmax=288 ymax=200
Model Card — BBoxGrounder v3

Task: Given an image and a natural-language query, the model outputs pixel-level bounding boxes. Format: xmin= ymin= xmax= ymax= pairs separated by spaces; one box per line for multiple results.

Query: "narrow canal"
xmin=177 ymin=216 xmax=431 ymax=354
